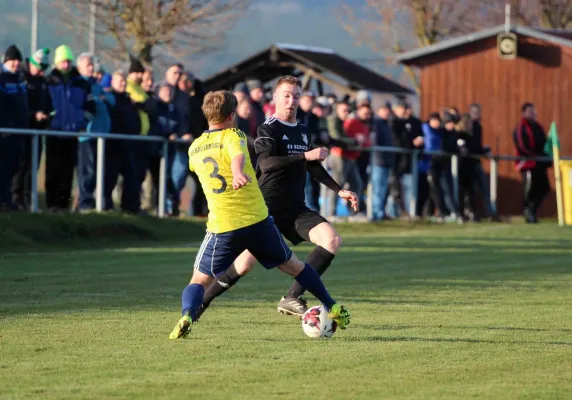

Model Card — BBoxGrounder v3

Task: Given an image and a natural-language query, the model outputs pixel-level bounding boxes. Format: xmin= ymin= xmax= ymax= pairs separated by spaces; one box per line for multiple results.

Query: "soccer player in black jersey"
xmin=197 ymin=75 xmax=358 ymax=319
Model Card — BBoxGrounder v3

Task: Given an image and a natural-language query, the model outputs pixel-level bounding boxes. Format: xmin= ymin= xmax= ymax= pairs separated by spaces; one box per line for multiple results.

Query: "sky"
xmin=0 ymin=0 xmax=406 ymax=87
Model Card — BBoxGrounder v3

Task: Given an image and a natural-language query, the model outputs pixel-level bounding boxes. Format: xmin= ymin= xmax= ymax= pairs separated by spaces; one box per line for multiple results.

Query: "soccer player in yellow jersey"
xmin=169 ymin=90 xmax=350 ymax=339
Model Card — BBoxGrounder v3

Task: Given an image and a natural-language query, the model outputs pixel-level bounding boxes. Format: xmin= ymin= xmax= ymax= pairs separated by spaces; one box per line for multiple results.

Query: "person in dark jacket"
xmin=0 ymin=45 xmax=29 ymax=210
xmin=370 ymin=106 xmax=394 ymax=221
xmin=186 ymin=76 xmax=208 ymax=217
xmin=297 ymin=90 xmax=322 ymax=211
xmin=388 ymin=100 xmax=423 ymax=217
xmin=513 ymin=102 xmax=550 ymax=223
xmin=45 ymin=45 xmax=95 ymax=211
xmin=11 ymin=48 xmax=51 ymax=210
xmin=439 ymin=112 xmax=463 ymax=221
xmin=423 ymin=112 xmax=450 ymax=219
xmin=104 ymin=70 xmax=141 ymax=214
xmin=152 ymin=82 xmax=178 ymax=215
xmin=462 ymin=104 xmax=499 ymax=221
xmin=246 ymin=79 xmax=266 ymax=133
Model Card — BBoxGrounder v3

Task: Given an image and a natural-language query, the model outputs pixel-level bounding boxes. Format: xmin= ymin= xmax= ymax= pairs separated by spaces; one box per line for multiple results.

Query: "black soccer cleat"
xmin=277 ymin=296 xmax=308 ymax=319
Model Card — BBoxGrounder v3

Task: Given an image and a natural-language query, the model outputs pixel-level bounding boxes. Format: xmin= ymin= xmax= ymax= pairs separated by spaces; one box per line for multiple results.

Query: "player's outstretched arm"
xmin=231 ymin=153 xmax=252 ymax=190
xmin=306 ymin=161 xmax=342 ymax=193
xmin=306 ymin=162 xmax=360 ymax=212
xmin=254 ymin=124 xmax=306 ymax=173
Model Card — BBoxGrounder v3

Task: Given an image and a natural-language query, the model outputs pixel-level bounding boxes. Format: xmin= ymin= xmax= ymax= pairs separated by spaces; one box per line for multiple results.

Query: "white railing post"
xmin=409 ymin=150 xmax=418 ymax=218
xmin=320 ymin=169 xmax=328 ymax=217
xmin=451 ymin=154 xmax=459 ymax=208
xmin=366 ymin=147 xmax=374 ymax=221
xmin=96 ymin=137 xmax=105 ymax=212
xmin=30 ymin=134 xmax=39 ymax=213
xmin=490 ymin=156 xmax=498 ymax=215
xmin=158 ymin=140 xmax=169 ymax=218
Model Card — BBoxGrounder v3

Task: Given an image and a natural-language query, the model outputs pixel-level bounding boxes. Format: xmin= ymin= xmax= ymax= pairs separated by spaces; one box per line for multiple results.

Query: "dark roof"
xmin=395 ymin=25 xmax=572 ymax=64
xmin=202 ymin=43 xmax=413 ymax=94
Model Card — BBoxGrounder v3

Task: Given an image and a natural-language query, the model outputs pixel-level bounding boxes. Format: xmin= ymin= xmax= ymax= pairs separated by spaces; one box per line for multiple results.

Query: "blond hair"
xmin=274 ymin=75 xmax=301 ymax=91
xmin=201 ymin=90 xmax=238 ymax=125
xmin=112 ymin=69 xmax=126 ymax=80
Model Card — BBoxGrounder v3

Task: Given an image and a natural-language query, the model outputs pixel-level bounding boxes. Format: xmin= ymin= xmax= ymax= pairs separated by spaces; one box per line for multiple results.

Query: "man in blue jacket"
xmin=46 ymin=45 xmax=95 ymax=211
xmin=76 ymin=52 xmax=114 ymax=212
xmin=422 ymin=112 xmax=450 ymax=219
xmin=0 ymin=45 xmax=29 ymax=210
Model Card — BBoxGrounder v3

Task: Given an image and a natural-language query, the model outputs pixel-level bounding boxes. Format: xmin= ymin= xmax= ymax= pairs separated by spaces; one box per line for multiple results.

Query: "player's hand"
xmin=338 ymin=190 xmax=359 ymax=212
xmin=304 ymin=147 xmax=329 ymax=161
xmin=232 ymin=173 xmax=252 ymax=190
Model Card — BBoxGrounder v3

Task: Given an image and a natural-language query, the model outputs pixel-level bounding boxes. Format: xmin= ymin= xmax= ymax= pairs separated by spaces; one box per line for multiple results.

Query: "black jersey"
xmin=254 ymin=116 xmax=311 ymax=211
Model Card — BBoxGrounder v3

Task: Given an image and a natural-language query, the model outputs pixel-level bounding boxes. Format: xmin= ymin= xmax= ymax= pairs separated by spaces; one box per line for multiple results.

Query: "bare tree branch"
xmin=337 ymin=0 xmax=571 ymax=93
xmin=337 ymin=0 xmax=496 ymax=92
xmin=47 ymin=0 xmax=251 ymax=67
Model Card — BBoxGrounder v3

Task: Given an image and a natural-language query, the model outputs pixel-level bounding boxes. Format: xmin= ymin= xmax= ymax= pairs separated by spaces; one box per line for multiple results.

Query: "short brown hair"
xmin=274 ymin=75 xmax=301 ymax=91
xmin=202 ymin=90 xmax=238 ymax=125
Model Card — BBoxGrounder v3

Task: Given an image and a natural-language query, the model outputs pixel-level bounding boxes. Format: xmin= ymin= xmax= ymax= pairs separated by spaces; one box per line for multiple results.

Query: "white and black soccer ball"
xmin=302 ymin=305 xmax=337 ymax=338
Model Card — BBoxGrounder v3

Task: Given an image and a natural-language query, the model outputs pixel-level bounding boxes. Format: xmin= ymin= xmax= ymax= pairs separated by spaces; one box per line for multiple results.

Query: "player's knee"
xmin=320 ymin=233 xmax=342 ymax=253
xmin=234 ymin=251 xmax=256 ymax=275
xmin=279 ymin=254 xmax=304 ymax=277
xmin=234 ymin=261 xmax=254 ymax=275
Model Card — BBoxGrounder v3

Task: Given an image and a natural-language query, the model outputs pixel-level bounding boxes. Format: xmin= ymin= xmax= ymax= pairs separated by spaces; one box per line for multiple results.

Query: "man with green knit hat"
xmin=29 ymin=48 xmax=50 ymax=73
xmin=45 ymin=44 xmax=95 ymax=211
xmin=11 ymin=48 xmax=54 ymax=210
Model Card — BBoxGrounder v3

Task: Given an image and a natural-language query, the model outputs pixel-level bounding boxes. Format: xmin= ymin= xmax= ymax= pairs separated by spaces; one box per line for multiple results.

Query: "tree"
xmin=501 ymin=0 xmax=572 ymax=29
xmin=337 ymin=0 xmax=495 ymax=92
xmin=338 ymin=0 xmax=571 ymax=92
xmin=48 ymin=0 xmax=251 ymax=68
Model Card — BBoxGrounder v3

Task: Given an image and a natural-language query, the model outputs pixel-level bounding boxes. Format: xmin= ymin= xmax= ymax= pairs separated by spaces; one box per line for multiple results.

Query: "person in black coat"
xmin=513 ymin=102 xmax=550 ymax=223
xmin=388 ymin=100 xmax=423 ymax=217
xmin=11 ymin=48 xmax=52 ymax=210
xmin=186 ymin=77 xmax=208 ymax=217
xmin=0 ymin=45 xmax=29 ymax=210
xmin=104 ymin=70 xmax=142 ymax=214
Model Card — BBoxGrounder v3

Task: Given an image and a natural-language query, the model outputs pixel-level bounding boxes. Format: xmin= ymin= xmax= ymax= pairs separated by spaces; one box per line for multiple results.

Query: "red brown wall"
xmin=414 ymin=36 xmax=572 ymax=216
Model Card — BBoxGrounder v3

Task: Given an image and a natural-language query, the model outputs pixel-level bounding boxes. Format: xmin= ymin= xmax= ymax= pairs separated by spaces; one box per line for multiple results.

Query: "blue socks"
xmin=181 ymin=283 xmax=205 ymax=321
xmin=294 ymin=264 xmax=335 ymax=310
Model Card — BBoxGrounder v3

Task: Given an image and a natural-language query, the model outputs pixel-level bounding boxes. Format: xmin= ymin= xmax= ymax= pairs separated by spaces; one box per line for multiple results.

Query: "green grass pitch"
xmin=1 ymin=221 xmax=572 ymax=399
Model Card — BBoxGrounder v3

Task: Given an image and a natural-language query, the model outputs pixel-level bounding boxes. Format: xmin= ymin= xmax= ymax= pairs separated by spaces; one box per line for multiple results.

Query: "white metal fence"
xmin=1 ymin=128 xmax=569 ymax=219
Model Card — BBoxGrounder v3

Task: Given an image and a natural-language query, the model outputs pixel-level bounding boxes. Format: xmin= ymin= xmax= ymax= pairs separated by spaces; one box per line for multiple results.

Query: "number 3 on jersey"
xmin=203 ymin=157 xmax=227 ymax=194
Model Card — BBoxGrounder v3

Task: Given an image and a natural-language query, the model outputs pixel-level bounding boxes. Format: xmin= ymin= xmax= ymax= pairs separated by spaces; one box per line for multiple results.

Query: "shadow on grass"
xmin=2 ymin=224 xmax=572 ymax=317
xmin=359 ymin=324 xmax=572 ymax=334
xmin=343 ymin=336 xmax=572 ymax=346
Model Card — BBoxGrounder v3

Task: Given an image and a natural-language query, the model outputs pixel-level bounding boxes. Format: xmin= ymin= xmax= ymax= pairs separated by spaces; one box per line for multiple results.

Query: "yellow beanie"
xmin=54 ymin=45 xmax=74 ymax=65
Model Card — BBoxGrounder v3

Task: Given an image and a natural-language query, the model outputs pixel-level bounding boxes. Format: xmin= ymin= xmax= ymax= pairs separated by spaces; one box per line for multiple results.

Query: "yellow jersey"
xmin=188 ymin=128 xmax=268 ymax=233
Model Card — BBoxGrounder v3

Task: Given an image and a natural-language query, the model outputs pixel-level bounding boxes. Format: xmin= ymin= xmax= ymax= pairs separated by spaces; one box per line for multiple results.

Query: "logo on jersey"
xmin=240 ymin=139 xmax=245 ymax=147
xmin=282 ymin=135 xmax=289 ymax=140
xmin=301 ymin=133 xmax=308 ymax=145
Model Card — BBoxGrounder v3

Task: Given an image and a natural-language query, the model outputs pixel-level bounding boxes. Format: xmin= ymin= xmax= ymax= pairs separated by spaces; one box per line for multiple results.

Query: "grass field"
xmin=1 ymin=217 xmax=572 ymax=399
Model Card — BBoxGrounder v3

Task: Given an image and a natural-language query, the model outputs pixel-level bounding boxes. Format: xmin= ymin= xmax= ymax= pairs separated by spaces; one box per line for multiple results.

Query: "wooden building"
xmin=203 ymin=43 xmax=413 ymax=98
xmin=396 ymin=25 xmax=572 ymax=217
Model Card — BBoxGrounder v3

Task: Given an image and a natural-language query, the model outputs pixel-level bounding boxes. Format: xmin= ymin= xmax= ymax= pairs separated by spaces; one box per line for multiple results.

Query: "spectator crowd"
xmin=0 ymin=43 xmax=551 ymax=223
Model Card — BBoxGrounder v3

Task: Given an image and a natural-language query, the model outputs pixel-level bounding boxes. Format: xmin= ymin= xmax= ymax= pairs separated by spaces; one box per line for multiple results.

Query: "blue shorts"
xmin=194 ymin=217 xmax=293 ymax=278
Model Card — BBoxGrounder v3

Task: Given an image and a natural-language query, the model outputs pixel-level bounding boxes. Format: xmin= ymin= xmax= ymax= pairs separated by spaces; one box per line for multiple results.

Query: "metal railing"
xmin=1 ymin=128 xmax=569 ymax=219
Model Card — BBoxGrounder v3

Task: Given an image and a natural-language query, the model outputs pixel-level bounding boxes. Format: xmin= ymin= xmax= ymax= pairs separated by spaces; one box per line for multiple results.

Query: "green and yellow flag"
xmin=544 ymin=121 xmax=561 ymax=157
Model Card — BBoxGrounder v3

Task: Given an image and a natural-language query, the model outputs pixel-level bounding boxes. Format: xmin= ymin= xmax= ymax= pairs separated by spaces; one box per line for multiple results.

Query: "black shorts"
xmin=271 ymin=207 xmax=328 ymax=245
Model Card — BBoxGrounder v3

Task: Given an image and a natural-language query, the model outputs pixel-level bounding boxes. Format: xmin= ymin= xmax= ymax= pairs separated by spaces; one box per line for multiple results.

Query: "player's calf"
xmin=196 ymin=251 xmax=256 ymax=322
xmin=282 ymin=222 xmax=341 ymax=305
xmin=169 ymin=271 xmax=214 ymax=339
xmin=278 ymin=254 xmax=349 ymax=326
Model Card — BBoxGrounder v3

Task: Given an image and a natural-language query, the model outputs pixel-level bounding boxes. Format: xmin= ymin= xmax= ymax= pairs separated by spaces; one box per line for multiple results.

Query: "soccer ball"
xmin=302 ymin=305 xmax=337 ymax=338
